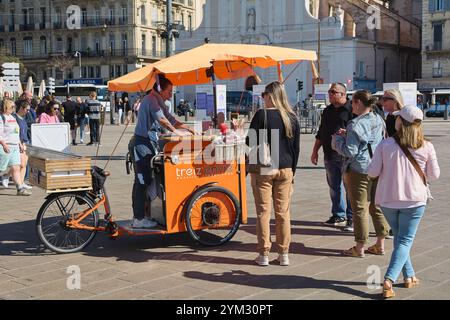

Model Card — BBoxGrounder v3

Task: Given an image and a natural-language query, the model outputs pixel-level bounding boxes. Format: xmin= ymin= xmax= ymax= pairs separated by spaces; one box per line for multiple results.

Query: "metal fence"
xmin=297 ymin=105 xmax=322 ymax=134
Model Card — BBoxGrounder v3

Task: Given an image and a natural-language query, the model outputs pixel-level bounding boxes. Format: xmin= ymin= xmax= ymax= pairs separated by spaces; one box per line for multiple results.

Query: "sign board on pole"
xmin=1 ymin=62 xmax=20 ymax=93
xmin=48 ymin=77 xmax=55 ymax=94
xmin=383 ymin=83 xmax=418 ymax=107
xmin=252 ymin=85 xmax=266 ymax=110
xmin=195 ymin=85 xmax=215 ymax=120
xmin=216 ymin=85 xmax=227 ymax=121
xmin=314 ymin=83 xmax=331 ymax=106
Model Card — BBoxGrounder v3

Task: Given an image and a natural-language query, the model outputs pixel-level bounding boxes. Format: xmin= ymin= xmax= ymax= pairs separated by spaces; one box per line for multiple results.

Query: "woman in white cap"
xmin=368 ymin=105 xmax=440 ymax=298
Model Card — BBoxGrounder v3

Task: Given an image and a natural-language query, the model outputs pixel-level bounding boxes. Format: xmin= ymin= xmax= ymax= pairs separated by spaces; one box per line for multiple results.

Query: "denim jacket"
xmin=331 ymin=112 xmax=385 ymax=174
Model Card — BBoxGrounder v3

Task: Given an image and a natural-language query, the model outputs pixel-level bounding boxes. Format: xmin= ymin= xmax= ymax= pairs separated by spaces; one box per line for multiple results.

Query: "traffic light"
xmin=297 ymin=80 xmax=304 ymax=92
xmin=0 ymin=66 xmax=4 ymax=78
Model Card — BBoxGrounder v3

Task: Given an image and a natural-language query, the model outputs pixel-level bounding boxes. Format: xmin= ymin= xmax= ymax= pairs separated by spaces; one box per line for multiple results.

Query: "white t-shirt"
xmin=0 ymin=114 xmax=20 ymax=145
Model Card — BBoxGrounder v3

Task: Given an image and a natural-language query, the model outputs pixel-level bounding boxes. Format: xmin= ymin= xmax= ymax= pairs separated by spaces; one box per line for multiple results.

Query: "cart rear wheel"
xmin=36 ymin=193 xmax=99 ymax=254
xmin=186 ymin=186 xmax=241 ymax=246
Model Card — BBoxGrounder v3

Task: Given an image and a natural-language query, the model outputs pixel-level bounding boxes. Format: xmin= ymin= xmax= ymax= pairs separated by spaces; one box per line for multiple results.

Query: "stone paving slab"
xmin=1 ymin=121 xmax=450 ymax=300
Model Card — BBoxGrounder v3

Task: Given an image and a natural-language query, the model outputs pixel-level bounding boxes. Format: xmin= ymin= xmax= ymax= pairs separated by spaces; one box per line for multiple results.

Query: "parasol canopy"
xmin=108 ymin=43 xmax=318 ymax=92
xmin=26 ymin=76 xmax=34 ymax=94
xmin=38 ymin=80 xmax=46 ymax=98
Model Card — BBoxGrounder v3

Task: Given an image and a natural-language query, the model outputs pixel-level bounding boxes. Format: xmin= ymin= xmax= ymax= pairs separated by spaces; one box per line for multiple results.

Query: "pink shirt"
xmin=38 ymin=113 xmax=60 ymax=124
xmin=368 ymin=137 xmax=440 ymax=208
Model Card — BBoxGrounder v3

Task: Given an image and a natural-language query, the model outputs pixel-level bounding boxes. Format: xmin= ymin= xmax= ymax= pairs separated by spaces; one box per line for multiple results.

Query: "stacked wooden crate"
xmin=28 ymin=146 xmax=92 ymax=193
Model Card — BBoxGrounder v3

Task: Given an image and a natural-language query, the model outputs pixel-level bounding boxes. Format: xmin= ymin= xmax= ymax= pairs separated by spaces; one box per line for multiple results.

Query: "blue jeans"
xmin=381 ymin=206 xmax=426 ymax=282
xmin=324 ymin=156 xmax=352 ymax=220
xmin=78 ymin=117 xmax=88 ymax=141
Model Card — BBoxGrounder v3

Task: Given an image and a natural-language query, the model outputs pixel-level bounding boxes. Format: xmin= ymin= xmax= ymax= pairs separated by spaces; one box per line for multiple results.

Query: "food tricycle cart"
xmin=33 ymin=43 xmax=318 ymax=254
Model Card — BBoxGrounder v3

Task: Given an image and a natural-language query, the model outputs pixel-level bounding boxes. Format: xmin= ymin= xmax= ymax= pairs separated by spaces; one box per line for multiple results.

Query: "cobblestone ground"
xmin=0 ymin=118 xmax=449 ymax=300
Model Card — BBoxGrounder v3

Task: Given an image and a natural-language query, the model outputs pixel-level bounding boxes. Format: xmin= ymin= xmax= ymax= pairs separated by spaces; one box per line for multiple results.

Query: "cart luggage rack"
xmin=45 ymin=186 xmax=93 ymax=194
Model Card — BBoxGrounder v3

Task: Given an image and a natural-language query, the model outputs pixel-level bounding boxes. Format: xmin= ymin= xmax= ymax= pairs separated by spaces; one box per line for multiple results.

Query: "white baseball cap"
xmin=393 ymin=105 xmax=423 ymax=123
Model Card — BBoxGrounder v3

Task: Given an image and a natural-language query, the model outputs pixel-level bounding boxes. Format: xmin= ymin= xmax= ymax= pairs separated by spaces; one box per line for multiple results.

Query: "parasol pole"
xmin=207 ymin=64 xmax=218 ymax=129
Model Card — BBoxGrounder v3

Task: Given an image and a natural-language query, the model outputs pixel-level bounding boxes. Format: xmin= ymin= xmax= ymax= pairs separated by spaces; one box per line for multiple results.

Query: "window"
xmin=56 ymin=37 xmax=63 ymax=53
xmin=96 ymin=66 xmax=101 ymax=78
xmin=109 ymin=8 xmax=115 ymax=24
xmin=94 ymin=8 xmax=101 ymax=25
xmin=110 ymin=65 xmax=114 ymax=78
xmin=433 ymin=61 xmax=442 ymax=78
xmin=358 ymin=61 xmax=365 ymax=78
xmin=123 ymin=64 xmax=128 ymax=75
xmin=151 ymin=5 xmax=157 ymax=26
xmin=40 ymin=36 xmax=47 ymax=55
xmin=95 ymin=36 xmax=100 ymax=54
xmin=115 ymin=65 xmax=121 ymax=77
xmin=188 ymin=15 xmax=192 ymax=31
xmin=0 ymin=39 xmax=4 ymax=49
xmin=122 ymin=33 xmax=128 ymax=55
xmin=67 ymin=37 xmax=73 ymax=53
xmin=181 ymin=13 xmax=185 ymax=27
xmin=10 ymin=10 xmax=15 ymax=31
xmin=109 ymin=34 xmax=115 ymax=55
xmin=81 ymin=8 xmax=87 ymax=25
xmin=10 ymin=38 xmax=16 ymax=55
xmin=436 ymin=0 xmax=444 ymax=11
xmin=121 ymin=5 xmax=128 ymax=24
xmin=80 ymin=36 xmax=87 ymax=51
xmin=141 ymin=34 xmax=146 ymax=55
xmin=81 ymin=66 xmax=87 ymax=78
xmin=40 ymin=7 xmax=46 ymax=28
xmin=152 ymin=35 xmax=157 ymax=56
xmin=89 ymin=66 xmax=95 ymax=78
xmin=433 ymin=23 xmax=443 ymax=50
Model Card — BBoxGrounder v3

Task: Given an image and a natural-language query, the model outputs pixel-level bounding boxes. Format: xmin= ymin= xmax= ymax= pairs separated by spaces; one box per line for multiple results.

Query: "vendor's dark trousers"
xmin=132 ymin=182 xmax=147 ymax=220
xmin=89 ymin=119 xmax=100 ymax=143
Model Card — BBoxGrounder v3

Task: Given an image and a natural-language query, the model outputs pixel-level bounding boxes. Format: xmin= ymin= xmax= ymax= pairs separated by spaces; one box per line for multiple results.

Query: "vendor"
xmin=130 ymin=74 xmax=194 ymax=229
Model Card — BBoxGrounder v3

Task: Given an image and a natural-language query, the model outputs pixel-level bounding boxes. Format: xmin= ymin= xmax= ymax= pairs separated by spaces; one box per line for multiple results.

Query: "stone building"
xmin=0 ymin=0 xmax=198 ymax=85
xmin=177 ymin=0 xmax=422 ymax=103
xmin=418 ymin=0 xmax=450 ymax=93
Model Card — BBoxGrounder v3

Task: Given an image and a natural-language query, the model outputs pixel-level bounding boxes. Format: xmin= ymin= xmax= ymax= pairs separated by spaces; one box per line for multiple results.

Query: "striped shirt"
xmin=86 ymin=99 xmax=102 ymax=120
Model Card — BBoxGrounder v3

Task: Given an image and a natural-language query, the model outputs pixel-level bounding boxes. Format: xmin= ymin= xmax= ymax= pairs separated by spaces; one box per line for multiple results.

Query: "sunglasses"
xmin=328 ymin=90 xmax=343 ymax=95
xmin=381 ymin=96 xmax=395 ymax=101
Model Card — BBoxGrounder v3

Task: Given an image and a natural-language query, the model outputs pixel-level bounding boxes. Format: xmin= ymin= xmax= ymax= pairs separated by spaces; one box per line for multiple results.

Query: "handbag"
xmin=247 ymin=109 xmax=272 ymax=174
xmin=393 ymin=135 xmax=434 ymax=203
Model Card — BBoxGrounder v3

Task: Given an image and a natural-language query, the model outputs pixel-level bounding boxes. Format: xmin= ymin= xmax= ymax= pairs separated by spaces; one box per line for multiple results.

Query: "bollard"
xmin=185 ymin=112 xmax=189 ymax=122
xmin=445 ymin=105 xmax=449 ymax=120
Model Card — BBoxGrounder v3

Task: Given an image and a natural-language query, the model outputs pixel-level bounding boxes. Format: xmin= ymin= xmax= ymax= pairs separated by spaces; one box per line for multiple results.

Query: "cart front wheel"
xmin=36 ymin=193 xmax=99 ymax=254
xmin=186 ymin=186 xmax=241 ymax=246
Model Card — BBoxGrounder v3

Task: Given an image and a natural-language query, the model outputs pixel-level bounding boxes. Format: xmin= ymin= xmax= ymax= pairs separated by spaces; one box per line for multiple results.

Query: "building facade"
xmin=177 ymin=0 xmax=421 ymax=103
xmin=0 ymin=0 xmax=198 ymax=85
xmin=418 ymin=0 xmax=450 ymax=92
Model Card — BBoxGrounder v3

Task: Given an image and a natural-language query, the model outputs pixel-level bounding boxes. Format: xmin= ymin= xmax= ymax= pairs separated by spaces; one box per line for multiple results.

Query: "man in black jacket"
xmin=310 ymin=83 xmax=354 ymax=231
xmin=62 ymin=95 xmax=79 ymax=145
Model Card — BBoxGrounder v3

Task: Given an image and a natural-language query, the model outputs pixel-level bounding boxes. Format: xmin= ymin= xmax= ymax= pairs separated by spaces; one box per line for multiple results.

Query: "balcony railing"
xmin=432 ymin=68 xmax=443 ymax=78
xmin=9 ymin=25 xmax=15 ymax=32
xmin=53 ymin=22 xmax=63 ymax=29
xmin=0 ymin=25 xmax=5 ymax=32
xmin=19 ymin=23 xmax=35 ymax=31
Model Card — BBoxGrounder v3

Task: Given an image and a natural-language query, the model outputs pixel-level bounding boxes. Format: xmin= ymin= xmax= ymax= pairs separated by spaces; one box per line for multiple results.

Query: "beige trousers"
xmin=251 ymin=168 xmax=294 ymax=255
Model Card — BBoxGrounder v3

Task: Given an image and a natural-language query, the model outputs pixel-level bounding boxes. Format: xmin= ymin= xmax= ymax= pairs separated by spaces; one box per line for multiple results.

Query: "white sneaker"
xmin=1 ymin=176 xmax=9 ymax=189
xmin=132 ymin=218 xmax=157 ymax=229
xmin=80 ymin=139 xmax=84 ymax=144
xmin=277 ymin=254 xmax=290 ymax=266
xmin=254 ymin=254 xmax=269 ymax=266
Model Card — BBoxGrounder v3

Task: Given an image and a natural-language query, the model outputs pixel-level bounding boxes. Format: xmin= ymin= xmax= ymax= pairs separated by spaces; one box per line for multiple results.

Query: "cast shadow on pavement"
xmin=0 ymin=218 xmax=350 ymax=260
xmin=182 ymin=270 xmax=382 ymax=300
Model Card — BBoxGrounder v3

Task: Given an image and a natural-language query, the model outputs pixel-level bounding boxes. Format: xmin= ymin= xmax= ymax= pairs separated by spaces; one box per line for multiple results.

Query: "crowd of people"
xmin=0 ymin=79 xmax=442 ymax=299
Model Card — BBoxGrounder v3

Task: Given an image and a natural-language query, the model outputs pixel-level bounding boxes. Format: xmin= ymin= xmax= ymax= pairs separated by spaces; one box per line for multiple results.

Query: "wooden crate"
xmin=27 ymin=146 xmax=92 ymax=193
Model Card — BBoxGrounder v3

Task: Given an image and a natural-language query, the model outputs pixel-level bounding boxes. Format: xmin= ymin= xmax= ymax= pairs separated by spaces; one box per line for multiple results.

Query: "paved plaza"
xmin=0 ymin=119 xmax=449 ymax=300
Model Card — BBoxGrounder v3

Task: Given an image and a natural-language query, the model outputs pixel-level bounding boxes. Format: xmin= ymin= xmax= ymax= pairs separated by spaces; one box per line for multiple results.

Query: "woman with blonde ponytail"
xmin=246 ymin=81 xmax=300 ymax=266
xmin=332 ymin=90 xmax=390 ymax=258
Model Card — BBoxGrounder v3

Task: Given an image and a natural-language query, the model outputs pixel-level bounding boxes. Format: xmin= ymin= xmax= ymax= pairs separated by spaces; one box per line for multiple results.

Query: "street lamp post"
xmin=74 ymin=51 xmax=82 ymax=78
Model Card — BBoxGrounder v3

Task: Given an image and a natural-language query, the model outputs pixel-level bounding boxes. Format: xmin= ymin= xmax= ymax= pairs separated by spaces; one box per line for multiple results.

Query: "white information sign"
xmin=383 ymin=83 xmax=418 ymax=107
xmin=216 ymin=85 xmax=227 ymax=121
xmin=252 ymin=85 xmax=266 ymax=110
xmin=31 ymin=123 xmax=71 ymax=152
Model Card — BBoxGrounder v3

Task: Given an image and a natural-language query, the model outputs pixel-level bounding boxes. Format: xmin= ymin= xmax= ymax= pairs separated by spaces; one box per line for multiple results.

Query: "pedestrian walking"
xmin=86 ymin=92 xmax=101 ymax=145
xmin=332 ymin=90 xmax=389 ymax=257
xmin=62 ymin=95 xmax=79 ymax=145
xmin=247 ymin=81 xmax=300 ymax=267
xmin=310 ymin=83 xmax=354 ymax=230
xmin=368 ymin=105 xmax=440 ymax=298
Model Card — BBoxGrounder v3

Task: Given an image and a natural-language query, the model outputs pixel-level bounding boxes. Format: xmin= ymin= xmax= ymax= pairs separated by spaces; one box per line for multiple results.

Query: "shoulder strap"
xmin=393 ymin=135 xmax=427 ymax=186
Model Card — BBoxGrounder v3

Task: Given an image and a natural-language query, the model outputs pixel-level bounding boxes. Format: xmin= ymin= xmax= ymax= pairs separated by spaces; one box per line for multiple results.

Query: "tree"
xmin=48 ymin=55 xmax=75 ymax=80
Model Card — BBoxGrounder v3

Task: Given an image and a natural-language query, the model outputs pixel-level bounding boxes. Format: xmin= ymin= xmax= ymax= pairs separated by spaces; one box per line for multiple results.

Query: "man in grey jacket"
xmin=86 ymin=91 xmax=102 ymax=145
